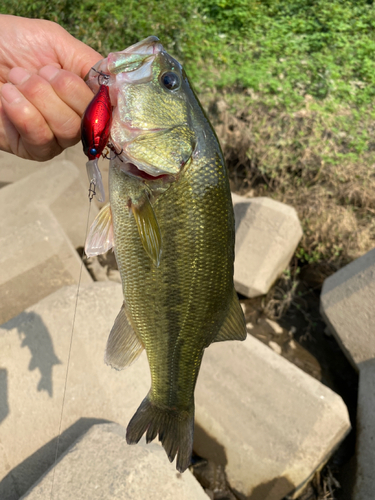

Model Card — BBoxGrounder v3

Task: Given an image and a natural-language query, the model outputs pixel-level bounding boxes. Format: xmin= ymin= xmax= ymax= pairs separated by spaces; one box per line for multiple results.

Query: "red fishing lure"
xmin=81 ymin=83 xmax=112 ymax=202
xmin=81 ymin=84 xmax=112 ymax=161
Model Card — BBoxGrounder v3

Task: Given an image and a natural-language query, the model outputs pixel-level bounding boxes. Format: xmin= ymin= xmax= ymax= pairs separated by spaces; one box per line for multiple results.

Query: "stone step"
xmin=20 ymin=423 xmax=207 ymax=500
xmin=1 ymin=144 xmax=113 ymax=212
xmin=0 ymin=157 xmax=98 ymax=325
xmin=0 ymin=208 xmax=92 ymax=325
xmin=0 ymin=150 xmax=57 ymax=187
xmin=0 ymin=144 xmax=86 ymax=187
xmin=0 ymin=282 xmax=350 ymax=500
xmin=232 ymin=193 xmax=302 ymax=297
xmin=0 ymin=158 xmax=99 ymax=250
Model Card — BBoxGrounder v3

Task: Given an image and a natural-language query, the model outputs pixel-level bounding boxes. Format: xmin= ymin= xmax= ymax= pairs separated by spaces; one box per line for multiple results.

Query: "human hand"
xmin=0 ymin=15 xmax=102 ymax=161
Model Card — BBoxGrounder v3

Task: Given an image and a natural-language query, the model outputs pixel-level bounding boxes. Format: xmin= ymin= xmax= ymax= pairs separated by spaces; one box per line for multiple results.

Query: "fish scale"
xmin=109 ymin=148 xmax=232 ymax=405
xmin=82 ymin=36 xmax=247 ymax=472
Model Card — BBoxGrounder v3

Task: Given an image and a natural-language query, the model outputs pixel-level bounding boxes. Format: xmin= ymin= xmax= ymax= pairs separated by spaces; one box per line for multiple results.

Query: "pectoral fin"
xmin=131 ymin=194 xmax=162 ymax=266
xmin=85 ymin=203 xmax=114 ymax=257
xmin=212 ymin=288 xmax=247 ymax=343
xmin=105 ymin=303 xmax=144 ymax=369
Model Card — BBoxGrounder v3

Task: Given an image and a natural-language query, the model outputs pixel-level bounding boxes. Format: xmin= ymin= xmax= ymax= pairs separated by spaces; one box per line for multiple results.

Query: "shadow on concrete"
xmin=0 ymin=369 xmax=8 ymax=425
xmin=193 ymin=422 xmax=228 ymax=466
xmin=194 ymin=423 xmax=296 ymax=500
xmin=2 ymin=311 xmax=61 ymax=397
xmin=232 ymin=475 xmax=295 ymax=500
xmin=0 ymin=417 xmax=111 ymax=500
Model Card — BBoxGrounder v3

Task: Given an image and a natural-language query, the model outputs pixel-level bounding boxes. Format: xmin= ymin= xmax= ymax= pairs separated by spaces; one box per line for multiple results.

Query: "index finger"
xmin=38 ymin=65 xmax=95 ymax=117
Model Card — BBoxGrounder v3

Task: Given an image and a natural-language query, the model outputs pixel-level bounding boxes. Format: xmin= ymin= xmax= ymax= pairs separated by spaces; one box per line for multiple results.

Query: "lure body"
xmin=81 ymin=84 xmax=112 ymax=160
xmin=81 ymin=84 xmax=112 ymax=202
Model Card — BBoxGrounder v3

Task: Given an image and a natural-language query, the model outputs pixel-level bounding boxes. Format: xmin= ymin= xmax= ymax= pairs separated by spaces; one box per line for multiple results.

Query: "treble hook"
xmin=107 ymin=145 xmax=124 ymax=161
xmin=91 ymin=67 xmax=110 ymax=86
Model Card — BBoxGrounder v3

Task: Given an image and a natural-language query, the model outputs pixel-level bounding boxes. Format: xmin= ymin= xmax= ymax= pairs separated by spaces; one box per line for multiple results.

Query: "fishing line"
xmin=49 ymin=183 xmax=96 ymax=500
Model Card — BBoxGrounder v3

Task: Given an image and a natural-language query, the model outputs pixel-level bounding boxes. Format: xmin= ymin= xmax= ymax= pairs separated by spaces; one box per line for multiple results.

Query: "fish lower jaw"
xmin=114 ymin=156 xmax=172 ymax=182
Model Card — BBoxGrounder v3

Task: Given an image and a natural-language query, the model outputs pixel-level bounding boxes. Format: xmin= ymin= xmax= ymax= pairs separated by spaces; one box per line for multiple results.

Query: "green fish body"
xmin=84 ymin=37 xmax=246 ymax=472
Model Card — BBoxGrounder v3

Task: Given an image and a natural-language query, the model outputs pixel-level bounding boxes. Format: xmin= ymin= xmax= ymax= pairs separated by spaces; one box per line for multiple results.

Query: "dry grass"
xmin=204 ymin=91 xmax=375 ymax=269
xmin=291 ymin=466 xmax=342 ymax=500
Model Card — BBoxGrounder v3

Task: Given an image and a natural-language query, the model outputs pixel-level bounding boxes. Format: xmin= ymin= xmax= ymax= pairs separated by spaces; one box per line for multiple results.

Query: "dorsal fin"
xmin=104 ymin=303 xmax=144 ymax=369
xmin=212 ymin=288 xmax=247 ymax=343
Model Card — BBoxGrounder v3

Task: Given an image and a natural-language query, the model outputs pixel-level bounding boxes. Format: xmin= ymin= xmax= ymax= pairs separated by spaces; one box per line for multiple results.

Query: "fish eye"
xmin=160 ymin=71 xmax=180 ymax=91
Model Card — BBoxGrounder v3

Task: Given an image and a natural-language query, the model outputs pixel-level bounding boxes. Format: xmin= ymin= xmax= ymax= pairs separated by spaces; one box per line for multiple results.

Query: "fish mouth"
xmin=107 ymin=37 xmax=163 ymax=80
xmin=117 ymin=36 xmax=162 ymax=56
xmin=123 ymin=162 xmax=171 ymax=181
xmin=84 ymin=36 xmax=163 ymax=87
xmin=113 ymin=154 xmax=175 ymax=183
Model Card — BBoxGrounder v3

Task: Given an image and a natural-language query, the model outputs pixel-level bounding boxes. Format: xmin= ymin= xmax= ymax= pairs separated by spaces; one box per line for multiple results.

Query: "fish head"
xmin=96 ymin=37 xmax=196 ymax=181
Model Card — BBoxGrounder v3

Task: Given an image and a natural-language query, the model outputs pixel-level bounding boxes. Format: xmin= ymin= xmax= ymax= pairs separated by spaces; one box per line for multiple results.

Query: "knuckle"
xmin=33 ymin=142 xmax=63 ymax=161
xmin=53 ymin=72 xmax=85 ymax=105
xmin=55 ymin=113 xmax=81 ymax=142
xmin=22 ymin=76 xmax=50 ymax=105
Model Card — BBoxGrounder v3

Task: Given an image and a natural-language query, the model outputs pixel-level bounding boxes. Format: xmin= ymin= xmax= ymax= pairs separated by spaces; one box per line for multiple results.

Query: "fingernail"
xmin=0 ymin=83 xmax=23 ymax=104
xmin=39 ymin=65 xmax=60 ymax=82
xmin=8 ymin=67 xmax=31 ymax=85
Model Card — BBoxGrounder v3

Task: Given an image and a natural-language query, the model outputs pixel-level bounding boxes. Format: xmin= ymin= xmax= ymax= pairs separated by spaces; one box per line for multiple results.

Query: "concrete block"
xmin=320 ymin=247 xmax=375 ymax=369
xmin=64 ymin=143 xmax=89 ymax=186
xmin=195 ymin=335 xmax=351 ymax=500
xmin=232 ymin=194 xmax=302 ymax=297
xmin=0 ymin=282 xmax=350 ymax=500
xmin=353 ymin=359 xmax=375 ymax=500
xmin=0 ymin=282 xmax=150 ymax=499
xmin=0 ymin=144 xmax=106 ymax=210
xmin=0 ymin=208 xmax=92 ymax=325
xmin=0 ymin=159 xmax=99 ymax=249
xmin=21 ymin=423 xmax=207 ymax=500
xmin=0 ymin=150 xmax=57 ymax=188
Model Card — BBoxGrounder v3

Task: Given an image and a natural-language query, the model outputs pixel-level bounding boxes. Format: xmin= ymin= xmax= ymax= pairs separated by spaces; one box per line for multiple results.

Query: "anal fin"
xmin=105 ymin=303 xmax=144 ymax=369
xmin=131 ymin=193 xmax=162 ymax=266
xmin=212 ymin=288 xmax=247 ymax=343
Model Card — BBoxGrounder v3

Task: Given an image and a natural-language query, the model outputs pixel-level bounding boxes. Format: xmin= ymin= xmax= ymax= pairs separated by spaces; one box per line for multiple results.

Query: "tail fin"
xmin=126 ymin=394 xmax=194 ymax=472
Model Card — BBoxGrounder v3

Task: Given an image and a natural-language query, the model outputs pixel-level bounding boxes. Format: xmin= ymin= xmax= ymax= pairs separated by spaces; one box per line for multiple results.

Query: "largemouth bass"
xmin=82 ymin=37 xmax=246 ymax=472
